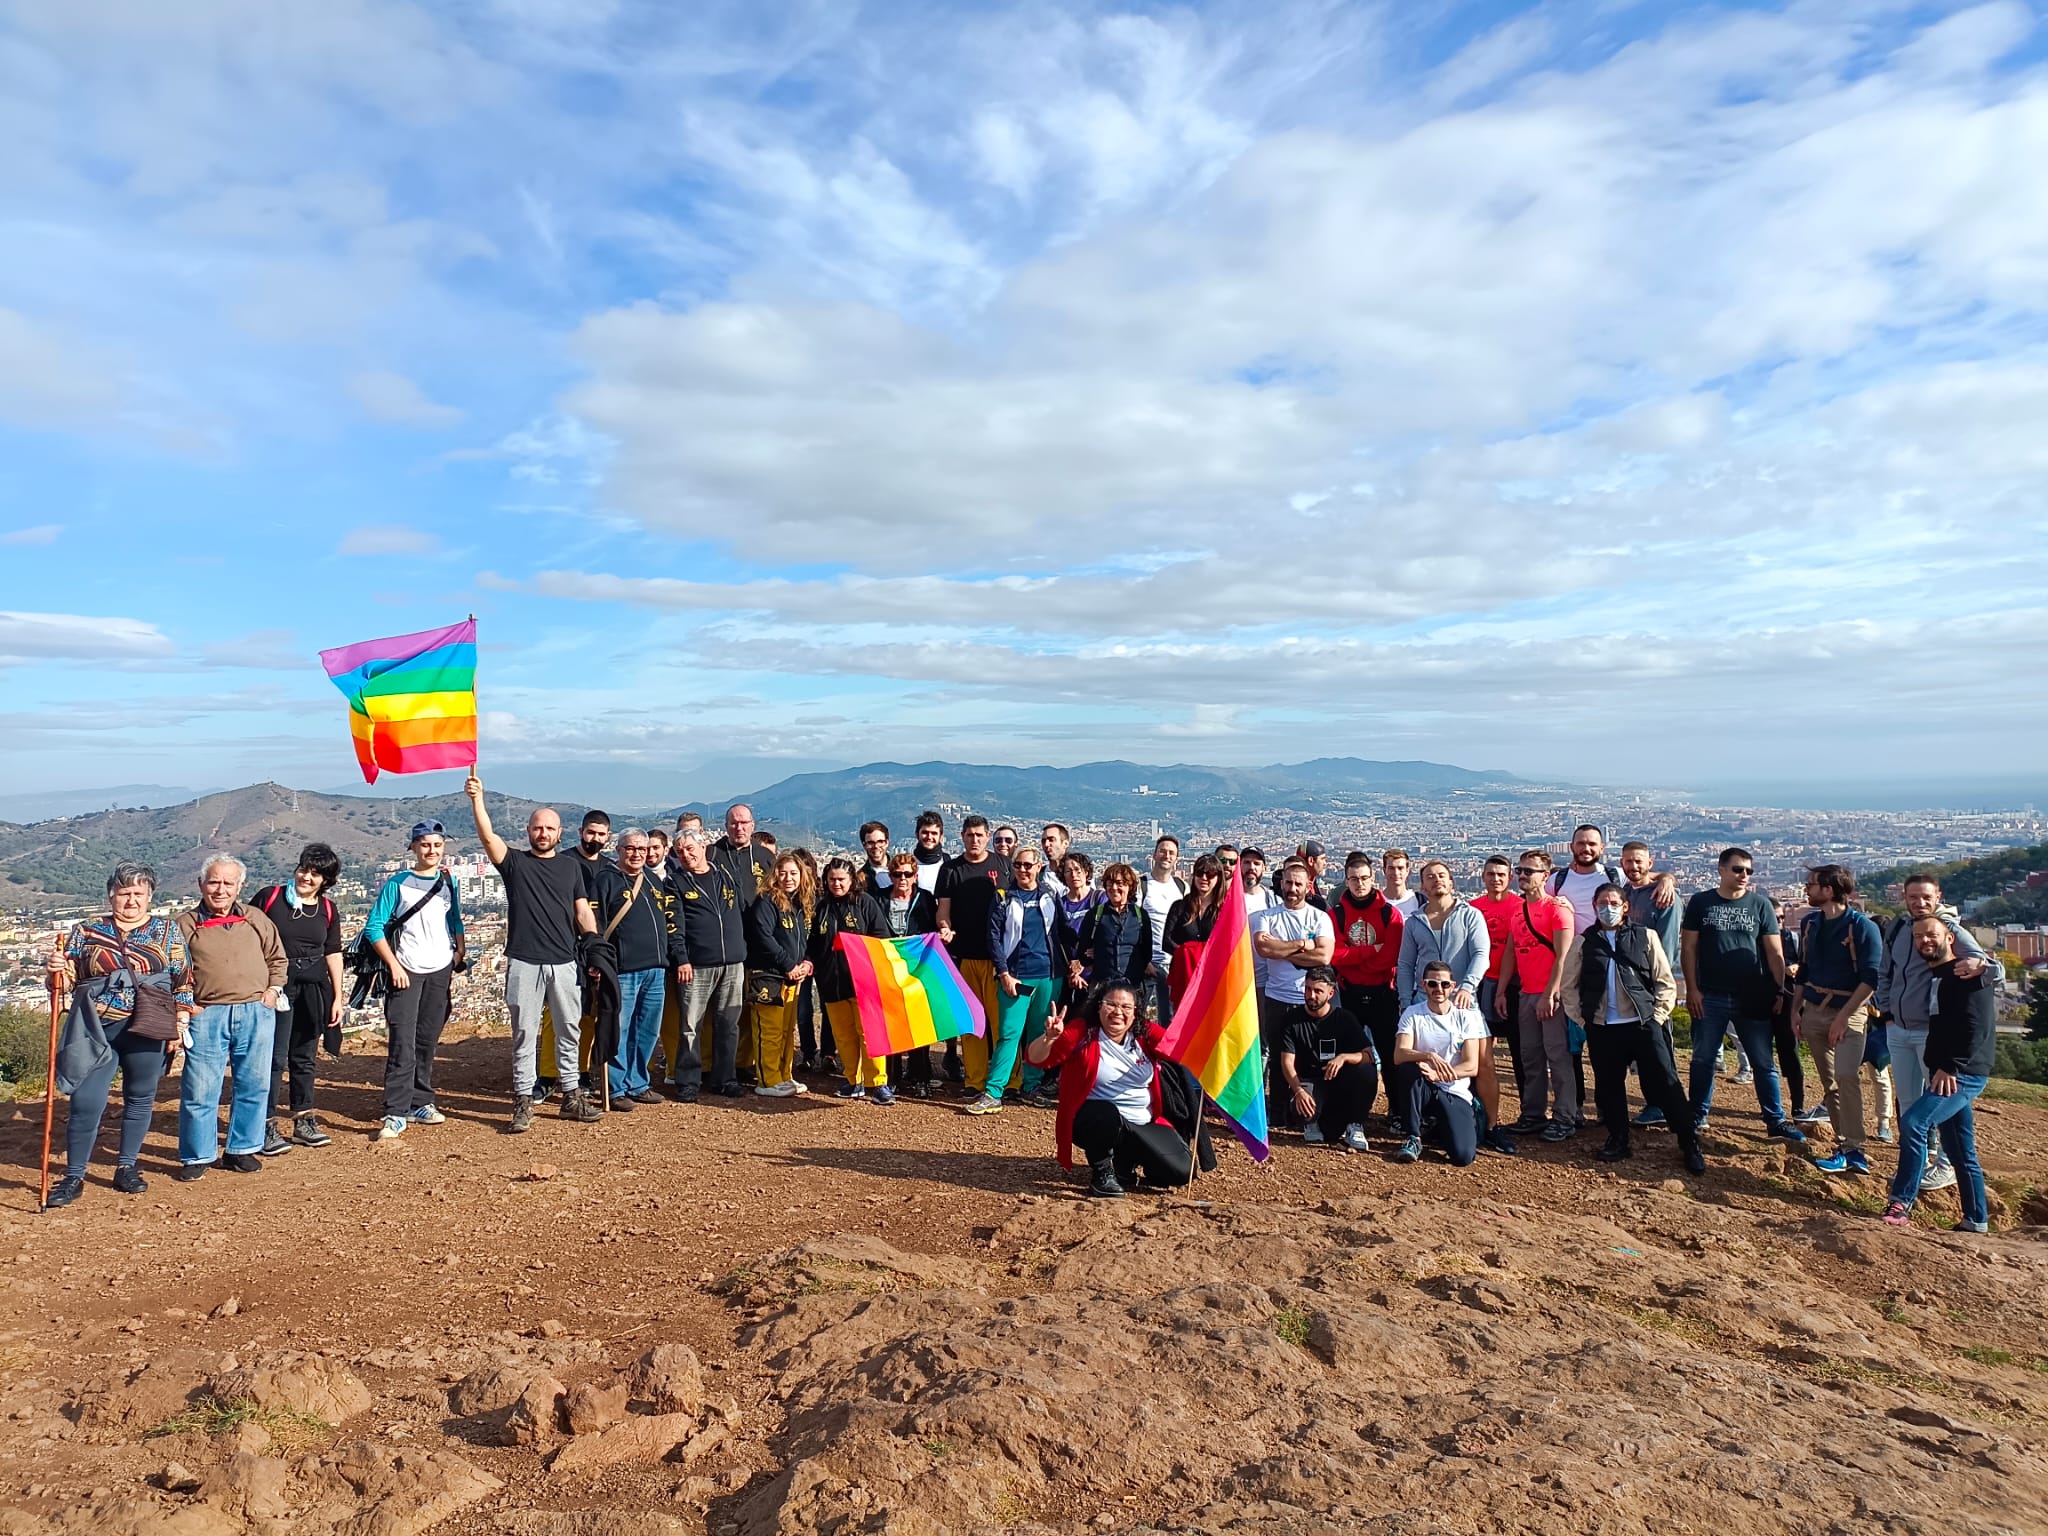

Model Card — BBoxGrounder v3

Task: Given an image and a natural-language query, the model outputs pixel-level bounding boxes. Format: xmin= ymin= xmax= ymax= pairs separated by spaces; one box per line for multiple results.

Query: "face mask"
xmin=1596 ymin=904 xmax=1624 ymax=926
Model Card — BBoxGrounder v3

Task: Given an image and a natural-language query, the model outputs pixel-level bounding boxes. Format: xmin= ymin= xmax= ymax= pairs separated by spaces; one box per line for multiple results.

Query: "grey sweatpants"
xmin=506 ymin=959 xmax=582 ymax=1096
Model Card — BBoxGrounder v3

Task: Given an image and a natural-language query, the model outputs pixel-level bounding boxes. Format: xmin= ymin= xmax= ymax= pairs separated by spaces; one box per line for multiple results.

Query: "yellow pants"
xmin=751 ymin=985 xmax=799 ymax=1088
xmin=537 ymin=1005 xmax=595 ymax=1079
xmin=958 ymin=959 xmax=1000 ymax=1091
xmin=825 ymin=997 xmax=887 ymax=1090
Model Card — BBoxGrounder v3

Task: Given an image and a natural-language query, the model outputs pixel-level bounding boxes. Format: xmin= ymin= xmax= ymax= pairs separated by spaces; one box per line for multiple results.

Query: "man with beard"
xmin=912 ymin=810 xmax=949 ymax=894
xmin=1328 ymin=851 xmax=1403 ymax=1120
xmin=536 ymin=808 xmax=614 ymax=1101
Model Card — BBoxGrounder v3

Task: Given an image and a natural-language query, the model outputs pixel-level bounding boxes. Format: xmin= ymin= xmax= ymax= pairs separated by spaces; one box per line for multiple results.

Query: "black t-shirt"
xmin=1279 ymin=1004 xmax=1369 ymax=1066
xmin=938 ymin=853 xmax=1007 ymax=961
xmin=252 ymin=885 xmax=343 ymax=970
xmin=496 ymin=849 xmax=586 ymax=964
xmin=1682 ymin=889 xmax=1780 ymax=996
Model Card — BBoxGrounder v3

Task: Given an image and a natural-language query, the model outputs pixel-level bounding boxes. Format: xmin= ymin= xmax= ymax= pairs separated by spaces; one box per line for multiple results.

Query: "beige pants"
xmin=1799 ymin=995 xmax=1869 ymax=1153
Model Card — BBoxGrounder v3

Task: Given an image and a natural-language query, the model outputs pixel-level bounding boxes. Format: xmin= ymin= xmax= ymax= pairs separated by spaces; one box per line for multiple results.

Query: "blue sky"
xmin=3 ymin=0 xmax=2046 ymax=800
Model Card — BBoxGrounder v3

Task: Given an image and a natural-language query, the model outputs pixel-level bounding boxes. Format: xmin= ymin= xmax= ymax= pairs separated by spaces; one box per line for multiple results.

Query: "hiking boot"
xmin=260 ymin=1121 xmax=292 ymax=1156
xmin=1087 ymin=1164 xmax=1126 ymax=1199
xmin=606 ymin=1093 xmax=634 ymax=1112
xmin=223 ymin=1152 xmax=262 ymax=1173
xmin=293 ymin=1114 xmax=331 ymax=1147
xmin=1596 ymin=1135 xmax=1632 ymax=1163
xmin=561 ymin=1089 xmax=602 ymax=1123
xmin=509 ymin=1094 xmax=534 ymax=1133
xmin=113 ymin=1164 xmax=148 ymax=1195
xmin=43 ymin=1175 xmax=84 ymax=1209
xmin=375 ymin=1116 xmax=406 ymax=1141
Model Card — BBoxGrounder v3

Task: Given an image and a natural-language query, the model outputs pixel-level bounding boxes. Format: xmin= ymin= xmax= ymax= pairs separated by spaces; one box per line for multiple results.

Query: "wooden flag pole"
xmin=38 ymin=977 xmax=63 ymax=1211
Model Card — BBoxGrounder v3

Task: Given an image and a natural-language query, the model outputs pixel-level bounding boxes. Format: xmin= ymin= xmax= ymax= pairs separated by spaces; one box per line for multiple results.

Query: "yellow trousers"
xmin=537 ymin=1005 xmax=595 ymax=1079
xmin=751 ymin=985 xmax=799 ymax=1088
xmin=825 ymin=997 xmax=887 ymax=1089
xmin=958 ymin=959 xmax=999 ymax=1091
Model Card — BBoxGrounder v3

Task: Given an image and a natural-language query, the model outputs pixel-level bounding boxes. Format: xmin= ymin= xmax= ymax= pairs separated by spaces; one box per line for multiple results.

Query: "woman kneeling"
xmin=1025 ymin=981 xmax=1193 ymax=1199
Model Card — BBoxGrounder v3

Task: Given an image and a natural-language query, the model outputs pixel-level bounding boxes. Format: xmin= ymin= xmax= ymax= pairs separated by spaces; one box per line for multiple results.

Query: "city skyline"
xmin=4 ymin=2 xmax=2047 ymax=796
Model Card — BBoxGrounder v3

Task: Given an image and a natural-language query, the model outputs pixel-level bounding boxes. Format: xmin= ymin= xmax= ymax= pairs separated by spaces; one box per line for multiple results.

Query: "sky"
xmin=2 ymin=0 xmax=2046 ymax=803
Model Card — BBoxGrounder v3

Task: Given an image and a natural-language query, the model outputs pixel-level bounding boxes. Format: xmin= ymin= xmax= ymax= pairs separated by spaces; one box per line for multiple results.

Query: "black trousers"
xmin=1588 ymin=1017 xmax=1695 ymax=1145
xmin=269 ymin=974 xmax=330 ymax=1118
xmin=1391 ymin=1061 xmax=1481 ymax=1166
xmin=1258 ymin=993 xmax=1293 ymax=1105
xmin=382 ymin=964 xmax=452 ymax=1119
xmin=1305 ymin=1060 xmax=1378 ymax=1139
xmin=1340 ymin=982 xmax=1400 ymax=1117
xmin=1072 ymin=1100 xmax=1194 ymax=1187
xmin=1771 ymin=995 xmax=1805 ymax=1112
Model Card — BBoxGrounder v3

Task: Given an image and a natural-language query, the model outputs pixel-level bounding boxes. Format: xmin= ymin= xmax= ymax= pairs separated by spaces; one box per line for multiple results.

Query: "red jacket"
xmin=1040 ymin=1019 xmax=1169 ymax=1170
xmin=1329 ymin=889 xmax=1402 ymax=989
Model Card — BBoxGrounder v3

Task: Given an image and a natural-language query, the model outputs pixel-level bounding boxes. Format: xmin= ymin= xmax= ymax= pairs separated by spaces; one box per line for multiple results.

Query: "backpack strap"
xmin=259 ymin=886 xmax=281 ymax=915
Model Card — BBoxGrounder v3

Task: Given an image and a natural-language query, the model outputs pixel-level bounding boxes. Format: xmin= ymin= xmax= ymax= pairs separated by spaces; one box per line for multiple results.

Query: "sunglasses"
xmin=1727 ymin=865 xmax=1753 ymax=876
xmin=1515 ymin=867 xmax=1544 ymax=877
xmin=1423 ymin=979 xmax=1456 ymax=990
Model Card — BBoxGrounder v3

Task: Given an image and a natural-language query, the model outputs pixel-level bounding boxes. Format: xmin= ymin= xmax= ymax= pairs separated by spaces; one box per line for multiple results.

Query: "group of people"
xmin=41 ymin=792 xmax=1998 ymax=1233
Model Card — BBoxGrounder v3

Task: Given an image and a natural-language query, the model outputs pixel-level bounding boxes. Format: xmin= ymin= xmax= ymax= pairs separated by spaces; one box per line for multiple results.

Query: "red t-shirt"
xmin=1469 ymin=893 xmax=1520 ymax=980
xmin=1510 ymin=894 xmax=1574 ymax=992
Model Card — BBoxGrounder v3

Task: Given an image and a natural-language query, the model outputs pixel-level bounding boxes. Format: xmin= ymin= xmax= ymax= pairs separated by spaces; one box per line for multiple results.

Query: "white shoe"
xmin=375 ymin=1116 xmax=406 ymax=1141
xmin=1922 ymin=1164 xmax=1958 ymax=1192
xmin=1342 ymin=1124 xmax=1370 ymax=1153
xmin=1302 ymin=1122 xmax=1324 ymax=1144
xmin=787 ymin=1079 xmax=808 ymax=1096
xmin=755 ymin=1079 xmax=800 ymax=1099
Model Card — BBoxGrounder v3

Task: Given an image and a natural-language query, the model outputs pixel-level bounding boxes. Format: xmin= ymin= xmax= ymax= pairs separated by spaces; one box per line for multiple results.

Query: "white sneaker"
xmin=755 ymin=1080 xmax=800 ymax=1099
xmin=787 ymin=1079 xmax=808 ymax=1096
xmin=1922 ymin=1164 xmax=1958 ymax=1192
xmin=1302 ymin=1122 xmax=1324 ymax=1144
xmin=375 ymin=1116 xmax=406 ymax=1141
xmin=1342 ymin=1124 xmax=1370 ymax=1153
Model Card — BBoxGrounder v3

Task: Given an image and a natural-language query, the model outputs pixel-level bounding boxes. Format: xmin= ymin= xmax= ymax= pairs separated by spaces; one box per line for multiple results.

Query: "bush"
xmin=0 ymin=1003 xmax=52 ymax=1095
xmin=1995 ymin=1035 xmax=2048 ymax=1085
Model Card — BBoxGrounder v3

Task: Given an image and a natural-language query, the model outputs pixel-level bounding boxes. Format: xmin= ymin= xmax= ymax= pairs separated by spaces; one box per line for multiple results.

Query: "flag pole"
xmin=38 ymin=975 xmax=63 ymax=1211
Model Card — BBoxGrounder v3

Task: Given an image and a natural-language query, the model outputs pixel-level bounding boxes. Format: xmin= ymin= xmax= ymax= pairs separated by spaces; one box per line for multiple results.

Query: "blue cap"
xmin=409 ymin=819 xmax=445 ymax=843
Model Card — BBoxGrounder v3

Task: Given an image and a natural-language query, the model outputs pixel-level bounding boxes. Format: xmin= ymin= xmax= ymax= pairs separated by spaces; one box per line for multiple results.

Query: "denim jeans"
xmin=1148 ymin=968 xmax=1177 ymax=1028
xmin=1688 ymin=992 xmax=1786 ymax=1128
xmin=1889 ymin=1025 xmax=1950 ymax=1174
xmin=1888 ymin=1073 xmax=1988 ymax=1225
xmin=179 ymin=1001 xmax=276 ymax=1164
xmin=608 ymin=968 xmax=666 ymax=1098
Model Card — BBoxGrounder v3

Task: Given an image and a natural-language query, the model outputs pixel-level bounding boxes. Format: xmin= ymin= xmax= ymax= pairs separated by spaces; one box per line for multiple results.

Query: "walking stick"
xmin=39 ymin=977 xmax=63 ymax=1211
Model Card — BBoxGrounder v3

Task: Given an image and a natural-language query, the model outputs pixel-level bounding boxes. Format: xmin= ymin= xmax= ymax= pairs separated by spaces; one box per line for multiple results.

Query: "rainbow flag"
xmin=1156 ymin=872 xmax=1269 ymax=1161
xmin=836 ymin=932 xmax=987 ymax=1061
xmin=318 ymin=619 xmax=479 ymax=784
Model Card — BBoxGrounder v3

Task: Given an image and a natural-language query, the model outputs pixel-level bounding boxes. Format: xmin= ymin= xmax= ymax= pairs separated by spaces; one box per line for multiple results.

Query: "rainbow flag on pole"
xmin=1156 ymin=872 xmax=1269 ymax=1161
xmin=836 ymin=932 xmax=988 ymax=1062
xmin=318 ymin=618 xmax=479 ymax=784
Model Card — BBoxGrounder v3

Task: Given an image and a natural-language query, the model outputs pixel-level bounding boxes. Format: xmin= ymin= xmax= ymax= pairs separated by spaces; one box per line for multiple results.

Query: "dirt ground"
xmin=2 ymin=1022 xmax=2045 ymax=1536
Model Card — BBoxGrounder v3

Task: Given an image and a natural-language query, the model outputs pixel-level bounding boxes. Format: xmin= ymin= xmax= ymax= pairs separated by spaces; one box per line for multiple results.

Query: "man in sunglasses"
xmin=1681 ymin=847 xmax=1804 ymax=1143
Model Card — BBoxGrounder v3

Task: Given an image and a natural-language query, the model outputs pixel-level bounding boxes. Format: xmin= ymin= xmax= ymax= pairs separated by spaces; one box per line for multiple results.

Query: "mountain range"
xmin=0 ymin=757 xmax=1526 ymax=904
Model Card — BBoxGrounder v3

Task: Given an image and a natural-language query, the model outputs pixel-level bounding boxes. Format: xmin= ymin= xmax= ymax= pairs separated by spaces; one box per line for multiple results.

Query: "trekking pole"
xmin=38 ymin=976 xmax=63 ymax=1211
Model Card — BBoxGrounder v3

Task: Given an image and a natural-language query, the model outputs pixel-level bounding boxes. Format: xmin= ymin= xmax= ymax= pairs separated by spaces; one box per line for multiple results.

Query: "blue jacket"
xmin=991 ymin=886 xmax=1070 ymax=977
xmin=1798 ymin=907 xmax=1883 ymax=1001
xmin=1396 ymin=900 xmax=1490 ymax=1007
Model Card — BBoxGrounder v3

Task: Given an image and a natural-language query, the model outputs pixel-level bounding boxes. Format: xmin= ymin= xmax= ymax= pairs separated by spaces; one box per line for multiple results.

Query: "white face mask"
xmin=1596 ymin=904 xmax=1624 ymax=927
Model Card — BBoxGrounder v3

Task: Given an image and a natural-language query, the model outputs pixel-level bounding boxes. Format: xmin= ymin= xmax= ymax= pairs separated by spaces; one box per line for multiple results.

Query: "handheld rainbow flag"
xmin=836 ymin=932 xmax=988 ymax=1062
xmin=1156 ymin=870 xmax=1269 ymax=1161
xmin=318 ymin=618 xmax=479 ymax=784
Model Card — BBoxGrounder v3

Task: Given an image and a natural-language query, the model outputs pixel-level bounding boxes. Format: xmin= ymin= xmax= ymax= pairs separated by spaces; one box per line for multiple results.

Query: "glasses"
xmin=863 ymin=835 xmax=888 ymax=845
xmin=1012 ymin=860 xmax=1039 ymax=871
xmin=1516 ymin=867 xmax=1545 ymax=877
xmin=1423 ymin=979 xmax=1456 ymax=990
xmin=1727 ymin=865 xmax=1753 ymax=876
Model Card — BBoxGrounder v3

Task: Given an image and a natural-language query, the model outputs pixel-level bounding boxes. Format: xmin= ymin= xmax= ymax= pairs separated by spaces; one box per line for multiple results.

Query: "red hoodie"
xmin=1329 ymin=889 xmax=1402 ymax=989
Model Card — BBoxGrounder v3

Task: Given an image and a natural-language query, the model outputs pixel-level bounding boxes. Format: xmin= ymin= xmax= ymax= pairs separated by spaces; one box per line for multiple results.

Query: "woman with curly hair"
xmin=745 ymin=852 xmax=815 ymax=1099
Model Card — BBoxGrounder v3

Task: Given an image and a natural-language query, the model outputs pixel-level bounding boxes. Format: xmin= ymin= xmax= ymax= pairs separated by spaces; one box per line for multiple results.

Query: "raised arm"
xmin=466 ymin=772 xmax=509 ymax=865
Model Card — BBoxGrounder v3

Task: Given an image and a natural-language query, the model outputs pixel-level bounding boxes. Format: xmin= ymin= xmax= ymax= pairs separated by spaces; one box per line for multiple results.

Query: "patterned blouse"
xmin=62 ymin=915 xmax=194 ymax=1025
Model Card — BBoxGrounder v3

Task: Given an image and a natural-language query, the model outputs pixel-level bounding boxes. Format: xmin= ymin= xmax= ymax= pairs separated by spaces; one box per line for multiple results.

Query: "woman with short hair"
xmin=250 ymin=842 xmax=345 ymax=1151
xmin=42 ymin=863 xmax=191 ymax=1206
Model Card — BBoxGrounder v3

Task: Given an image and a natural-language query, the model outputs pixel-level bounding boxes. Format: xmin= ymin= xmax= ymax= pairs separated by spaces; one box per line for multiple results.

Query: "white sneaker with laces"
xmin=375 ymin=1116 xmax=406 ymax=1141
xmin=756 ymin=1080 xmax=800 ymax=1099
xmin=1922 ymin=1164 xmax=1958 ymax=1192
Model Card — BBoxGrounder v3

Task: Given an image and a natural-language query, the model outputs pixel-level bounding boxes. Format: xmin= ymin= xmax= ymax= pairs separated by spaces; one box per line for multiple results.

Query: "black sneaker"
xmin=509 ymin=1094 xmax=534 ymax=1134
xmin=1087 ymin=1166 xmax=1127 ymax=1199
xmin=223 ymin=1152 xmax=263 ymax=1173
xmin=112 ymin=1165 xmax=148 ymax=1195
xmin=1481 ymin=1127 xmax=1517 ymax=1156
xmin=174 ymin=1162 xmax=210 ymax=1182
xmin=1596 ymin=1136 xmax=1632 ymax=1163
xmin=1684 ymin=1144 xmax=1708 ymax=1176
xmin=293 ymin=1114 xmax=331 ymax=1148
xmin=561 ymin=1089 xmax=602 ymax=1124
xmin=716 ymin=1081 xmax=747 ymax=1098
xmin=43 ymin=1174 xmax=84 ymax=1209
xmin=260 ymin=1122 xmax=292 ymax=1157
xmin=532 ymin=1077 xmax=558 ymax=1105
xmin=672 ymin=1088 xmax=699 ymax=1104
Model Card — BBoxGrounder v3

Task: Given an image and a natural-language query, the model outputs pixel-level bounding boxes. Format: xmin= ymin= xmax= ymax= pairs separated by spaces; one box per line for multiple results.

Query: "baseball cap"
xmin=1301 ymin=839 xmax=1326 ymax=858
xmin=409 ymin=819 xmax=445 ymax=843
xmin=1242 ymin=847 xmax=1267 ymax=862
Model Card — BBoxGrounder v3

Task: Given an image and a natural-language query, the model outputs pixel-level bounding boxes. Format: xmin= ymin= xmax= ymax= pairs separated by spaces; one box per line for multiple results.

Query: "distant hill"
xmin=0 ymin=785 xmax=207 ymax=823
xmin=1866 ymin=839 xmax=2048 ymax=926
xmin=666 ymin=757 xmax=1528 ymax=842
xmin=0 ymin=783 xmax=550 ymax=905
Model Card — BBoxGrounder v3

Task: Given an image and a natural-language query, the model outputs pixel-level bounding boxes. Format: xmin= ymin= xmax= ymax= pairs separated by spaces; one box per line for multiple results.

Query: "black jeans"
xmin=1072 ymin=1099 xmax=1194 ymax=1186
xmin=1587 ymin=1017 xmax=1695 ymax=1145
xmin=382 ymin=964 xmax=452 ymax=1119
xmin=1340 ymin=982 xmax=1400 ymax=1117
xmin=1304 ymin=1060 xmax=1378 ymax=1139
xmin=66 ymin=1022 xmax=168 ymax=1175
xmin=1392 ymin=1061 xmax=1481 ymax=1166
xmin=1772 ymin=995 xmax=1805 ymax=1112
xmin=269 ymin=973 xmax=330 ymax=1118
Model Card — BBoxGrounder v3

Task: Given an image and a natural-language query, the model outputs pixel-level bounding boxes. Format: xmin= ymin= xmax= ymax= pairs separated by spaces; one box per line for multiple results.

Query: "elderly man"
xmin=174 ymin=855 xmax=287 ymax=1179
xmin=468 ymin=773 xmax=598 ymax=1130
xmin=665 ymin=826 xmax=750 ymax=1099
xmin=587 ymin=829 xmax=677 ymax=1108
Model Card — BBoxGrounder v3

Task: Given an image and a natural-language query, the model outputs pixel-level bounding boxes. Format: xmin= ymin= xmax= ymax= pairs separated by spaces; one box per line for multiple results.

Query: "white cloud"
xmin=348 ymin=369 xmax=465 ymax=428
xmin=0 ymin=611 xmax=177 ymax=665
xmin=1 ymin=524 xmax=62 ymax=547
xmin=338 ymin=524 xmax=443 ymax=557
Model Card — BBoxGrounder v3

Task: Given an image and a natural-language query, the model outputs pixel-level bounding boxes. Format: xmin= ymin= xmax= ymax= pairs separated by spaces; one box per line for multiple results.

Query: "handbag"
xmin=114 ymin=932 xmax=180 ymax=1042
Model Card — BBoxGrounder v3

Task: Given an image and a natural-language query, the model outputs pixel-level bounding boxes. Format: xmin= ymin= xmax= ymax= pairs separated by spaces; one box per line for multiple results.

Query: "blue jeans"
xmin=608 ymin=969 xmax=667 ymax=1098
xmin=1888 ymin=1073 xmax=1988 ymax=1224
xmin=1148 ymin=969 xmax=1176 ymax=1028
xmin=1889 ymin=1025 xmax=1950 ymax=1174
xmin=179 ymin=1001 xmax=276 ymax=1164
xmin=1688 ymin=993 xmax=1786 ymax=1128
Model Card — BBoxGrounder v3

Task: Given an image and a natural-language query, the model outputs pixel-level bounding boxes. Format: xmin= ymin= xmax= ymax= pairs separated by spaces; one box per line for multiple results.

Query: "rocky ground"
xmin=1 ymin=1024 xmax=2045 ymax=1536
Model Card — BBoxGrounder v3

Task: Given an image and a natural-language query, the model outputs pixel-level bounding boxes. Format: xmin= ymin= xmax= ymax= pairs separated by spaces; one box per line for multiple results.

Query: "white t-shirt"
xmin=1395 ymin=1001 xmax=1487 ymax=1101
xmin=1089 ymin=1032 xmax=1156 ymax=1126
xmin=386 ymin=871 xmax=455 ymax=975
xmin=1138 ymin=872 xmax=1185 ymax=967
xmin=1252 ymin=902 xmax=1335 ymax=1004
xmin=1388 ymin=890 xmax=1421 ymax=918
xmin=1552 ymin=867 xmax=1608 ymax=938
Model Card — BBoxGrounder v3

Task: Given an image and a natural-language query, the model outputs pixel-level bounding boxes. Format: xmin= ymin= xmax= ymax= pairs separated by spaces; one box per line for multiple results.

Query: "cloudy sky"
xmin=2 ymin=0 xmax=2044 ymax=802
